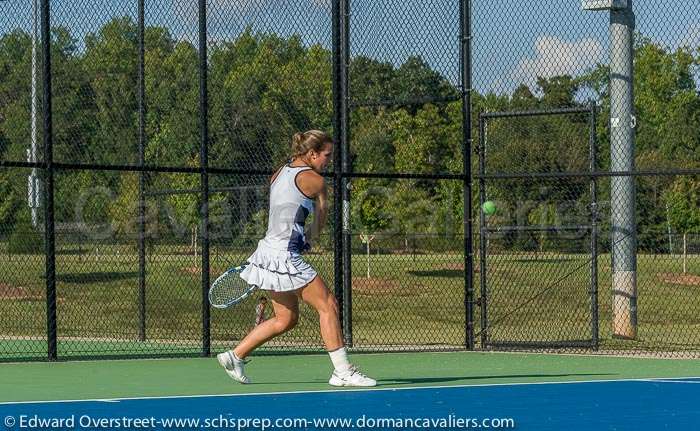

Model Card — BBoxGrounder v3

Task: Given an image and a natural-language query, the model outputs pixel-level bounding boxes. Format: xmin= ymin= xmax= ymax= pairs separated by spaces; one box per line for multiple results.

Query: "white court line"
xmin=639 ymin=378 xmax=700 ymax=384
xmin=1 ymin=376 xmax=699 ymax=406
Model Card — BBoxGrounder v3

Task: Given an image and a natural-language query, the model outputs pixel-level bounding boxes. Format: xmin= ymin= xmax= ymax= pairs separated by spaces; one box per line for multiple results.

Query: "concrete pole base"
xmin=612 ymin=270 xmax=637 ymax=339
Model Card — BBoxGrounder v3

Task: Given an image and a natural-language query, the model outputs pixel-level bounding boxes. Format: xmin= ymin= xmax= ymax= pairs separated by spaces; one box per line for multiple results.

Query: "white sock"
xmin=231 ymin=351 xmax=243 ymax=362
xmin=328 ymin=347 xmax=351 ymax=372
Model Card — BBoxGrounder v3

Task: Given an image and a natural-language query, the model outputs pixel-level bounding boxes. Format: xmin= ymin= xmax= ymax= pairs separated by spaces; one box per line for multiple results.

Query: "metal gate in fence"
xmin=477 ymin=107 xmax=599 ymax=350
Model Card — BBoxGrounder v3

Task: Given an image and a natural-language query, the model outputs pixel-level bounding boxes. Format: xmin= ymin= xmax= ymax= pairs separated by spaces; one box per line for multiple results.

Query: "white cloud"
xmin=509 ymin=35 xmax=604 ymax=91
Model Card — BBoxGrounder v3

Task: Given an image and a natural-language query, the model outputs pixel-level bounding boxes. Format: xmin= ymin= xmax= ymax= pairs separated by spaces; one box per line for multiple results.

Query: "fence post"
xmin=589 ymin=102 xmax=599 ymax=350
xmin=331 ymin=0 xmax=344 ymax=343
xmin=460 ymin=0 xmax=474 ymax=350
xmin=137 ymin=0 xmax=147 ymax=343
xmin=41 ymin=0 xmax=57 ymax=361
xmin=198 ymin=0 xmax=211 ymax=357
xmin=338 ymin=0 xmax=353 ymax=347
xmin=609 ymin=0 xmax=638 ymax=340
xmin=478 ymin=114 xmax=488 ymax=348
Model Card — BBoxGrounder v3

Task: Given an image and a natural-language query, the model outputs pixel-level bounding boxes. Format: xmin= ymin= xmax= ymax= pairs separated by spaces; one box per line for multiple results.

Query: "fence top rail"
xmin=5 ymin=161 xmax=697 ymax=180
xmin=1 ymin=160 xmax=467 ymax=180
xmin=480 ymin=106 xmax=594 ymax=119
xmin=350 ymin=95 xmax=462 ymax=108
xmin=477 ymin=169 xmax=700 ymax=179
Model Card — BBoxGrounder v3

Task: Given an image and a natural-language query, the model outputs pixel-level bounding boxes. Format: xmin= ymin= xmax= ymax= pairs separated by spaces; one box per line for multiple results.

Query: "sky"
xmin=1 ymin=0 xmax=699 ymax=95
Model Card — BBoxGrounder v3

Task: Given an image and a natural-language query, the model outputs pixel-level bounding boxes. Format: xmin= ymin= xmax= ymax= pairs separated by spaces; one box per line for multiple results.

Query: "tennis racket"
xmin=209 ymin=264 xmax=258 ymax=309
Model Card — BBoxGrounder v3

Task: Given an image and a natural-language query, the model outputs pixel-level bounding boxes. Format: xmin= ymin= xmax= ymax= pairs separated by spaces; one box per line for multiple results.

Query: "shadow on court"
xmin=256 ymin=373 xmax=617 ymax=386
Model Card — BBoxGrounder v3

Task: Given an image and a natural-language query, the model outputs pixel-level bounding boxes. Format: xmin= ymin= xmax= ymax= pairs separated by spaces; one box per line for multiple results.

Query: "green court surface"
xmin=2 ymin=351 xmax=700 ymax=403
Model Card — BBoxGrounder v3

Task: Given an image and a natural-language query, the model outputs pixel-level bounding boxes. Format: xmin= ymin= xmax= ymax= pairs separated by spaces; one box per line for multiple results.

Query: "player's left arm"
xmin=311 ymin=179 xmax=328 ymax=241
xmin=299 ymin=172 xmax=328 ymax=245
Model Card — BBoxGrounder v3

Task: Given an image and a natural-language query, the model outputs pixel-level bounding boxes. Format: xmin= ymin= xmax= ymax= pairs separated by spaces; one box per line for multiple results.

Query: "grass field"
xmin=1 ymin=242 xmax=699 ymax=359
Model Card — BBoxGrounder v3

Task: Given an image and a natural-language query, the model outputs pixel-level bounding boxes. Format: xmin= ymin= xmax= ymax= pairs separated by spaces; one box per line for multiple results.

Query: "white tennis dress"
xmin=239 ymin=164 xmax=318 ymax=292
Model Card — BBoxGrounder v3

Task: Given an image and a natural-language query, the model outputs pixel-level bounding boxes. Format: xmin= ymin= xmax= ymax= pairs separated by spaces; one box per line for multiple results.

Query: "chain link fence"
xmin=1 ymin=0 xmax=699 ymax=360
xmin=473 ymin=0 xmax=700 ymax=357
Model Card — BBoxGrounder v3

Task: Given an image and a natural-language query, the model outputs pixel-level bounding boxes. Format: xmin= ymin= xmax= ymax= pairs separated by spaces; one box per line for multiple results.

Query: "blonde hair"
xmin=291 ymin=130 xmax=333 ymax=159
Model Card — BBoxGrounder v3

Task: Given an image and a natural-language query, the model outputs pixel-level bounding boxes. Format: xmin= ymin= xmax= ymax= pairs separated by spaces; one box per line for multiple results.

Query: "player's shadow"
xmin=253 ymin=373 xmax=614 ymax=386
xmin=379 ymin=373 xmax=615 ymax=385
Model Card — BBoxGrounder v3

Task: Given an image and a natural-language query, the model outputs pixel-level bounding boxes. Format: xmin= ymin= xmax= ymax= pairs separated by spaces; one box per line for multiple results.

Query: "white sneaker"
xmin=329 ymin=365 xmax=377 ymax=387
xmin=217 ymin=351 xmax=251 ymax=384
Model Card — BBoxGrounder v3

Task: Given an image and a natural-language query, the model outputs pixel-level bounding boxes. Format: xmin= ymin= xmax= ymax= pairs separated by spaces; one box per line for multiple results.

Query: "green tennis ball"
xmin=482 ymin=200 xmax=496 ymax=215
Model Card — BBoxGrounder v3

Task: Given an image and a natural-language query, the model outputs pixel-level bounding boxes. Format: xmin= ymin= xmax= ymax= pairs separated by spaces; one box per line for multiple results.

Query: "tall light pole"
xmin=583 ymin=0 xmax=638 ymax=339
xmin=28 ymin=0 xmax=41 ymax=227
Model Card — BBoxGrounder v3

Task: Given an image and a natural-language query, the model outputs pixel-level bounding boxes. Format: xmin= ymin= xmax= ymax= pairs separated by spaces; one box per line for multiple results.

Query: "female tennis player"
xmin=217 ymin=130 xmax=376 ymax=387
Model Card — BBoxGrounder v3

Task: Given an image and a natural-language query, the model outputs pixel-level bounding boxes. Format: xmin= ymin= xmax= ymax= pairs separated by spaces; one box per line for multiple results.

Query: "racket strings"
xmin=210 ymin=267 xmax=254 ymax=308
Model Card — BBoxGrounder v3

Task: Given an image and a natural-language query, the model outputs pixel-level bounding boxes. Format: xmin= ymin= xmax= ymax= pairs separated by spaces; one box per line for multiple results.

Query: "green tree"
xmin=349 ymin=56 xmax=398 ymax=103
xmin=393 ymin=56 xmax=459 ymax=106
xmin=0 ymin=169 xmax=22 ymax=229
xmin=163 ymin=159 xmax=201 ymax=237
xmin=84 ymin=17 xmax=139 ymax=166
xmin=354 ymin=179 xmax=394 ymax=234
xmin=537 ymin=75 xmax=578 ymax=107
xmin=579 ymin=36 xmax=700 ymax=248
xmin=665 ymin=177 xmax=700 ymax=234
xmin=351 ymin=107 xmax=395 ymax=174
xmin=145 ymin=40 xmax=199 ymax=166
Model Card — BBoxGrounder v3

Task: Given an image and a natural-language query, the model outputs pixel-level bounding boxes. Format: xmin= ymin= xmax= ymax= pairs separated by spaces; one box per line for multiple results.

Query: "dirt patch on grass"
xmin=0 ymin=283 xmax=63 ymax=303
xmin=352 ymin=277 xmax=420 ymax=296
xmin=182 ymin=266 xmax=219 ymax=275
xmin=438 ymin=262 xmax=480 ymax=272
xmin=658 ymin=273 xmax=700 ymax=287
xmin=181 ymin=266 xmax=229 ymax=276
xmin=180 ymin=266 xmax=202 ymax=275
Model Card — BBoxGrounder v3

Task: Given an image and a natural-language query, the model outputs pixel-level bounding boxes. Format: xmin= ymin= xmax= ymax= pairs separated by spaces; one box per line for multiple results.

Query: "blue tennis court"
xmin=2 ymin=377 xmax=700 ymax=430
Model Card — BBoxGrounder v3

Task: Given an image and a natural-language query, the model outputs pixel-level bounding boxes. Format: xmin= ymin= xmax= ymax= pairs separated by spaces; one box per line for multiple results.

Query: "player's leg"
xmin=296 ymin=275 xmax=342 ymax=350
xmin=218 ymin=291 xmax=299 ymax=383
xmin=235 ymin=290 xmax=299 ymax=358
xmin=297 ymin=276 xmax=376 ymax=387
